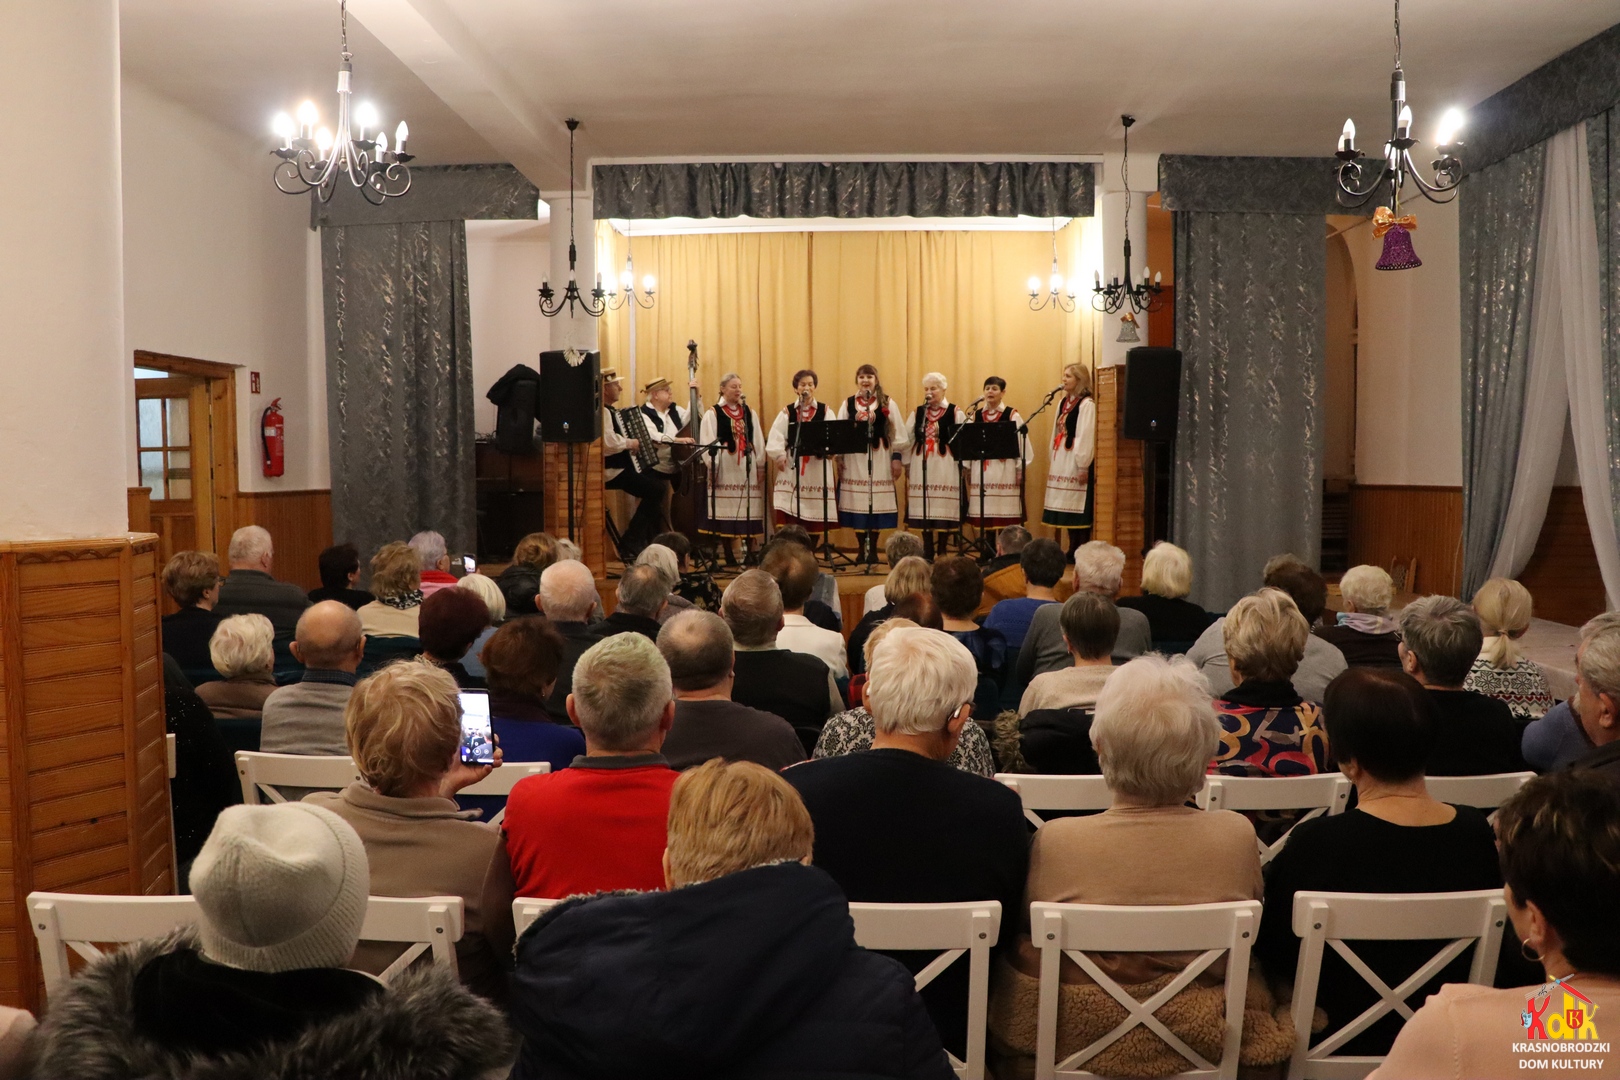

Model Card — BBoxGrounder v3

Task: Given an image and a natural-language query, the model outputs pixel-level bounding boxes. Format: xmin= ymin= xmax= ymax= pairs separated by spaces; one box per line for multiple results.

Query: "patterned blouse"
xmin=813 ymin=707 xmax=996 ymax=778
xmin=1210 ymin=681 xmax=1332 ymax=778
xmin=1463 ymin=654 xmax=1555 ymax=721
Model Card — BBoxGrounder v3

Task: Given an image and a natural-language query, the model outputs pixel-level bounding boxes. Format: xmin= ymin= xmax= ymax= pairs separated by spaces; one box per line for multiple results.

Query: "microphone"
xmin=967 ymin=395 xmax=986 ymax=410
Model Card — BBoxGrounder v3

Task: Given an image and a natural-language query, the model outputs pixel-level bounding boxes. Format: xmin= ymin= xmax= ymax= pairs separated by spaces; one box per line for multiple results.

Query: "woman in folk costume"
xmin=904 ymin=371 xmax=968 ymax=561
xmin=1043 ymin=362 xmax=1097 ymax=556
xmin=767 ymin=369 xmax=838 ymax=533
xmin=835 ymin=364 xmax=910 ymax=565
xmin=698 ymin=372 xmax=768 ymax=565
xmin=963 ymin=375 xmax=1034 ymax=531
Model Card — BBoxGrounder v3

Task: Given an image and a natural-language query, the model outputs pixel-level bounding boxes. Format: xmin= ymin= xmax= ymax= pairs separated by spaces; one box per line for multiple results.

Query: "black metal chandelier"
xmin=540 ymin=119 xmax=607 ymax=319
xmin=1092 ymin=115 xmax=1163 ymax=318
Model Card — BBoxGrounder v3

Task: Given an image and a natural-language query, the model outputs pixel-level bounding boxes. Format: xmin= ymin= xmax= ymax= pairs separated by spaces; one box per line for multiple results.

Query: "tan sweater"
xmin=1018 ymin=664 xmax=1114 ymax=716
xmin=357 ymin=600 xmax=421 ymax=639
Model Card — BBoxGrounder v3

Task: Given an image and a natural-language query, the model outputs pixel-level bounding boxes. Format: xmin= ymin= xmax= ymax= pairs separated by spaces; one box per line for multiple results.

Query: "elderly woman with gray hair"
xmin=196 ymin=614 xmax=279 ymax=720
xmin=634 ymin=543 xmax=696 ymax=623
xmin=989 ymin=655 xmax=1294 ymax=1078
xmin=1315 ymin=564 xmax=1401 ymax=668
xmin=1397 ymin=594 xmax=1525 ymax=775
xmin=1211 ymin=588 xmax=1332 ymax=779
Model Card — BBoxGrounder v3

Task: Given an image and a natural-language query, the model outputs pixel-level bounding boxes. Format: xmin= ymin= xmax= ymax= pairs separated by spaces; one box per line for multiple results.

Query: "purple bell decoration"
xmin=1373 ymin=207 xmax=1421 ymax=271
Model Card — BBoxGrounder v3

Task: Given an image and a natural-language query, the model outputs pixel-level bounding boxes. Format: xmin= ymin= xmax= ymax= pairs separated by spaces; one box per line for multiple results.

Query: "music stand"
xmin=795 ymin=418 xmax=868 ymax=568
xmin=953 ymin=423 xmax=1022 ymax=562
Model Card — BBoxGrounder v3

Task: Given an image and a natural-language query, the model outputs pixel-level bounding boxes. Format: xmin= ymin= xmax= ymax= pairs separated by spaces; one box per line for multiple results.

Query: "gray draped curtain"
xmin=1590 ymin=110 xmax=1620 ymax=580
xmin=1459 ymin=144 xmax=1547 ymax=598
xmin=321 ymin=221 xmax=476 ymax=569
xmin=1172 ymin=211 xmax=1326 ymax=611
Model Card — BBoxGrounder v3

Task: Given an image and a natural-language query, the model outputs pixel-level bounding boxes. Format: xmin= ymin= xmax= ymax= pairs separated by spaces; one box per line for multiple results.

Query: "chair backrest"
xmin=997 ymin=773 xmax=1114 ymax=827
xmin=1031 ymin=900 xmax=1262 ymax=1080
xmin=1287 ymin=889 xmax=1507 ymax=1080
xmin=235 ymin=751 xmax=362 ymax=805
xmin=458 ymin=762 xmax=550 ymax=826
xmin=1423 ymin=772 xmax=1534 ymax=809
xmin=359 ymin=895 xmax=465 ymax=983
xmin=513 ymin=896 xmax=565 ymax=938
xmin=1198 ymin=774 xmax=1351 ymax=864
xmin=850 ymin=901 xmax=1001 ymax=1080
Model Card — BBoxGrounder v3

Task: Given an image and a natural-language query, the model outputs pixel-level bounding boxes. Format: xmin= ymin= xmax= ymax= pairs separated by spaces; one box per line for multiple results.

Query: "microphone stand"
xmin=1020 ymin=385 xmax=1064 ymax=542
xmin=945 ymin=396 xmax=982 ymax=559
xmin=864 ymin=399 xmax=878 ymax=571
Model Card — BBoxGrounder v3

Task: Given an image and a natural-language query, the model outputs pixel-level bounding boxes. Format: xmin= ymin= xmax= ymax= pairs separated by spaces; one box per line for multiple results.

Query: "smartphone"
xmin=461 ymin=554 xmax=477 ymax=573
xmin=458 ymin=691 xmax=495 ymax=766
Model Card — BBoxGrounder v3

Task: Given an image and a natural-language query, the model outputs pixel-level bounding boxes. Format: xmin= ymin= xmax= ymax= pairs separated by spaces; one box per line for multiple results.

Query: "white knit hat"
xmin=188 ymin=803 xmax=369 ymax=973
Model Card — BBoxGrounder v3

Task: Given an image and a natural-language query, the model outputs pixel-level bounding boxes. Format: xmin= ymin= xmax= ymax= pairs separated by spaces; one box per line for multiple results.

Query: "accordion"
xmin=618 ymin=406 xmax=661 ymax=473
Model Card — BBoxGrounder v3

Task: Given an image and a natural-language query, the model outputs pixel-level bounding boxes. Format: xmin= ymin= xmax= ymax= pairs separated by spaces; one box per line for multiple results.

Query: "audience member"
xmin=891 ymin=592 xmax=945 ymax=629
xmin=786 ymin=626 xmax=1029 ymax=1057
xmin=1371 ymin=772 xmax=1620 ymax=1079
xmin=847 ymin=555 xmax=931 ymax=675
xmin=977 ymin=524 xmax=1032 ymax=615
xmin=1020 ymin=542 xmax=1150 ymax=680
xmin=409 ymin=530 xmax=459 ymax=597
xmin=497 ymin=532 xmax=559 ymax=616
xmin=634 ymin=543 xmax=696 ymax=622
xmin=1316 ymin=564 xmax=1402 ymax=668
xmin=27 ymin=803 xmax=512 ymax=1078
xmin=772 ymin=525 xmax=842 ymax=629
xmin=764 ymin=542 xmax=849 ymax=679
xmin=479 ymin=616 xmax=585 ymax=769
xmin=261 ymin=601 xmax=365 ymax=755
xmin=1257 ymin=667 xmax=1501 ymax=1056
xmin=1211 ymin=588 xmax=1331 ymax=777
xmin=1018 ymin=593 xmax=1118 ymax=714
xmin=195 ymin=614 xmax=278 ymax=720
xmin=1573 ymin=618 xmax=1620 ymax=780
xmin=308 ymin=542 xmax=373 ymax=609
xmin=1117 ymin=541 xmax=1216 ymax=649
xmin=307 ymin=661 xmax=508 ymax=1001
xmin=163 ymin=653 xmax=240 ymax=872
xmin=417 ymin=587 xmax=490 ymax=689
xmin=865 ymin=532 xmax=928 ymax=614
xmin=160 ymin=550 xmax=224 ymax=677
xmin=723 ymin=570 xmax=844 ymax=736
xmin=933 ymin=556 xmax=1007 ymax=719
xmin=536 ymin=559 xmax=604 ymax=719
xmin=815 ymin=619 xmax=996 ymax=777
xmin=508 ymin=760 xmax=954 ymax=1080
xmin=991 ymin=655 xmax=1290 ymax=1079
xmin=356 ymin=541 xmax=424 ymax=639
xmin=455 ymin=572 xmax=505 ymax=679
xmin=650 ymin=531 xmax=715 ymax=611
xmin=596 ymin=564 xmax=668 ymax=642
xmin=1464 ymin=577 xmax=1555 ymax=720
xmin=657 ymin=610 xmax=804 ymax=771
xmin=214 ymin=525 xmax=311 ymax=649
xmin=983 ymin=537 xmax=1064 ymax=651
xmin=1398 ymin=595 xmax=1525 ymax=775
xmin=1188 ymin=555 xmax=1348 ymax=700
xmin=555 ymin=538 xmax=583 ymax=562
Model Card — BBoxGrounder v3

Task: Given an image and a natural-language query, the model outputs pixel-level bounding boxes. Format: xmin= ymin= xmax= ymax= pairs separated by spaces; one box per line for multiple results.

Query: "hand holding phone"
xmin=461 ymin=554 xmax=477 ymax=573
xmin=458 ymin=691 xmax=496 ymax=766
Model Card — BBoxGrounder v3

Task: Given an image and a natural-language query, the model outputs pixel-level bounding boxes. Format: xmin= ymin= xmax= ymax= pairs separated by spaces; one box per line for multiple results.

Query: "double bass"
xmin=666 ymin=339 xmax=709 ymax=548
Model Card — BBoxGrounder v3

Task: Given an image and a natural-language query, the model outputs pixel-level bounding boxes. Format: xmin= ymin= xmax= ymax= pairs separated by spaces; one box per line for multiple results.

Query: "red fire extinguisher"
xmin=261 ymin=398 xmax=285 ymax=478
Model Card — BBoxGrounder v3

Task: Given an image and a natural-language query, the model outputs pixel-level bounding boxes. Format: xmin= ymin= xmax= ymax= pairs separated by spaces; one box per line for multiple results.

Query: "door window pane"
xmin=139 ymin=451 xmax=166 ymax=499
xmin=138 ymin=399 xmax=163 ymax=449
xmin=166 ymin=397 xmax=190 ymax=446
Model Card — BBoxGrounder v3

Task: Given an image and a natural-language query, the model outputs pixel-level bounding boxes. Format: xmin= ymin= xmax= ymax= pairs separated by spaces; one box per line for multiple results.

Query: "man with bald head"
xmin=260 ymin=601 xmax=366 ymax=755
xmin=538 ymin=559 xmax=605 ymax=719
xmin=657 ymin=610 xmax=803 ymax=771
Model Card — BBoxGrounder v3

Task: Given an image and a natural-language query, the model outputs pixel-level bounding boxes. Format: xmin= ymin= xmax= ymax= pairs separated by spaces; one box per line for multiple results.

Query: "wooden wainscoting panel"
xmin=1092 ymin=366 xmax=1145 ymax=595
xmin=1518 ymin=488 xmax=1607 ymax=627
xmin=126 ymin=488 xmax=152 ymax=535
xmin=1348 ymin=485 xmax=1464 ymax=597
xmin=235 ymin=490 xmax=333 ymax=593
xmin=544 ymin=442 xmax=606 ymax=578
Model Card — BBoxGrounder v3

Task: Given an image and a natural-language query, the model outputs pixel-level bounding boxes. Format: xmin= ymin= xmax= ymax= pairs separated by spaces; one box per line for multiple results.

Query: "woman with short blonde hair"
xmin=358 ymin=542 xmax=424 ymax=639
xmin=1211 ymin=588 xmax=1331 ymax=779
xmin=457 ymin=572 xmax=506 ymax=681
xmin=1464 ymin=578 xmax=1555 ymax=719
xmin=195 ymin=614 xmax=278 ymax=720
xmin=665 ymin=759 xmax=814 ymax=887
xmin=1119 ymin=541 xmax=1216 ymax=651
xmin=845 ymin=555 xmax=934 ymax=676
xmin=497 ymin=532 xmax=559 ymax=616
xmin=1317 ymin=564 xmax=1403 ymax=669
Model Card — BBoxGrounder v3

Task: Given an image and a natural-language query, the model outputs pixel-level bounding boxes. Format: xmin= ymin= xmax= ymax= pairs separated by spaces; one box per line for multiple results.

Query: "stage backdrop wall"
xmin=595 ymin=220 xmax=1101 ymax=535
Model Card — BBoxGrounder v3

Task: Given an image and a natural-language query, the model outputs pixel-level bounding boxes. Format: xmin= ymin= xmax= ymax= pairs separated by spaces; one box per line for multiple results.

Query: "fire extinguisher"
xmin=261 ymin=398 xmax=285 ymax=478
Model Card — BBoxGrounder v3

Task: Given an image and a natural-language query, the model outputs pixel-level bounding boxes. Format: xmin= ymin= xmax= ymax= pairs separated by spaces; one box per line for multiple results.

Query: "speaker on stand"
xmin=538 ymin=350 xmax=603 ymax=543
xmin=1123 ymin=347 xmax=1182 ymax=550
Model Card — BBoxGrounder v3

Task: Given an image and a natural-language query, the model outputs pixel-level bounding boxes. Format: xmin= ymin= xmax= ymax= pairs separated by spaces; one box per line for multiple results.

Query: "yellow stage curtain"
xmin=597 ymin=219 xmax=1100 ymax=533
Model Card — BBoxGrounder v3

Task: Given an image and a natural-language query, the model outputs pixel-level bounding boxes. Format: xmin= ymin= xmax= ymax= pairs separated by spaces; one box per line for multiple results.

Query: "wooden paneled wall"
xmin=544 ymin=442 xmax=607 ymax=577
xmin=1092 ymin=366 xmax=1144 ymax=595
xmin=236 ymin=490 xmax=333 ymax=593
xmin=1519 ymin=488 xmax=1607 ymax=627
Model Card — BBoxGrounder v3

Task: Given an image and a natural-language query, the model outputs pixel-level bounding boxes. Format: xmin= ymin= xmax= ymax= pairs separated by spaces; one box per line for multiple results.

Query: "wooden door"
xmin=135 ymin=376 xmax=215 ymax=599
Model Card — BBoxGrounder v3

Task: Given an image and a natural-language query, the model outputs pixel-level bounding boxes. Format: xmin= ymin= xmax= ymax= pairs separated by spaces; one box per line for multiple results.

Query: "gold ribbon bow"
xmin=1372 ymin=206 xmax=1418 ymax=237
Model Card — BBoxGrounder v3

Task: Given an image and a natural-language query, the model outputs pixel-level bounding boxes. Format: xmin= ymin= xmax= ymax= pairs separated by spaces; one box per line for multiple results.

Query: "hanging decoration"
xmin=1093 ymin=115 xmax=1164 ymax=316
xmin=539 ymin=119 xmax=608 ymax=319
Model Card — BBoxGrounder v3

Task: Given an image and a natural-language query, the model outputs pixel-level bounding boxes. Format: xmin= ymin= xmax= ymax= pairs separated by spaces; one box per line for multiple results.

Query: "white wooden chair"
xmin=1423 ymin=772 xmax=1534 ymax=810
xmin=1198 ymin=774 xmax=1351 ymax=864
xmin=996 ymin=773 xmax=1115 ymax=828
xmin=850 ymin=901 xmax=1001 ymax=1080
xmin=458 ymin=762 xmax=551 ymax=826
xmin=1031 ymin=900 xmax=1262 ymax=1080
xmin=1286 ymin=889 xmax=1507 ymax=1080
xmin=360 ymin=895 xmax=465 ymax=982
xmin=235 ymin=751 xmax=361 ymax=805
xmin=513 ymin=896 xmax=564 ymax=938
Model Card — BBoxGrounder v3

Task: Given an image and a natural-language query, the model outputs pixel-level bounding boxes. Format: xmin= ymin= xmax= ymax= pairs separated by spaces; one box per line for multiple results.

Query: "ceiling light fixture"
xmin=270 ymin=0 xmax=412 ymax=204
xmin=1027 ymin=216 xmax=1078 ymax=313
xmin=605 ymin=221 xmax=656 ymax=311
xmin=540 ymin=119 xmax=607 ymax=320
xmin=1093 ymin=115 xmax=1163 ymax=322
xmin=1334 ymin=0 xmax=1464 ymax=270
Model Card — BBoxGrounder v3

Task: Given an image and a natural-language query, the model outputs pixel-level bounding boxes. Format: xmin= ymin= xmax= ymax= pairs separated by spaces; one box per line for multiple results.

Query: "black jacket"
xmin=161 ymin=606 xmax=224 ymax=681
xmin=162 ymin=655 xmax=241 ymax=871
xmin=510 ymin=862 xmax=954 ymax=1080
xmin=488 ymin=362 xmax=544 ymax=454
xmin=733 ymin=648 xmax=835 ymax=732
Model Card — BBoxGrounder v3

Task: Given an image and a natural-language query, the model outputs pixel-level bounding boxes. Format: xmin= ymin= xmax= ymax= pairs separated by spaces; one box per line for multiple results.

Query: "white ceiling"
xmin=121 ymin=0 xmax=1620 ymax=190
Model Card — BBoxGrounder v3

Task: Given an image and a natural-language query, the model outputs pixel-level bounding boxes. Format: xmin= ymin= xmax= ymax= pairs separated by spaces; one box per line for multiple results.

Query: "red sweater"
xmin=502 ymin=757 xmax=678 ymax=899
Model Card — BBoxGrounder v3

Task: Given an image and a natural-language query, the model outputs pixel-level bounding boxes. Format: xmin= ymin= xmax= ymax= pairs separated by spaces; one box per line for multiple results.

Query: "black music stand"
xmin=795 ymin=418 xmax=868 ymax=568
xmin=953 ymin=423 xmax=1022 ymax=562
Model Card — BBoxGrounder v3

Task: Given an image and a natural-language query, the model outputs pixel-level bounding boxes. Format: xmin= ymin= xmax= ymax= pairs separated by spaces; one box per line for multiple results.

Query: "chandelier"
xmin=270 ymin=0 xmax=412 ymax=204
xmin=605 ymin=224 xmax=657 ymax=311
xmin=540 ymin=119 xmax=607 ymax=319
xmin=1334 ymin=0 xmax=1465 ymax=270
xmin=1093 ymin=115 xmax=1163 ymax=319
xmin=1027 ymin=217 xmax=1077 ymax=312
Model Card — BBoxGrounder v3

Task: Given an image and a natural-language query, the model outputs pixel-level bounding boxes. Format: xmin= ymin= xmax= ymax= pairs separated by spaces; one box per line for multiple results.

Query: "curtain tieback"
xmin=1372 ymin=207 xmax=1418 ymax=237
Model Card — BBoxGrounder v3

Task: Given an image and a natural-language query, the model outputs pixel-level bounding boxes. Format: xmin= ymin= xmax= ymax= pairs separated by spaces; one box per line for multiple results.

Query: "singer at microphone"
xmin=1041 ymin=362 xmax=1097 ymax=559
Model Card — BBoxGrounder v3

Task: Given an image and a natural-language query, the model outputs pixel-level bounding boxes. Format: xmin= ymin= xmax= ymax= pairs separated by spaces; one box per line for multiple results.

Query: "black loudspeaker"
xmin=537 ymin=350 xmax=603 ymax=443
xmin=1123 ymin=347 xmax=1183 ymax=442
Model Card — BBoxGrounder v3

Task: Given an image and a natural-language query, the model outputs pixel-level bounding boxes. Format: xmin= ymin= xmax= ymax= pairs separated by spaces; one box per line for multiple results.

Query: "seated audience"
xmin=847 ymin=555 xmax=931 ymax=675
xmin=1018 ymin=593 xmax=1118 ymax=714
xmin=417 ymin=587 xmax=489 ymax=689
xmin=307 ymin=541 xmax=373 ymax=609
xmin=1398 ymin=595 xmax=1525 ymax=775
xmin=723 ymin=570 xmax=843 ymax=737
xmin=1257 ymin=667 xmax=1502 ymax=1056
xmin=356 ymin=541 xmax=424 ymax=639
xmin=1573 ymin=617 xmax=1620 ymax=779
xmin=933 ymin=556 xmax=1008 ymax=719
xmin=163 ymin=653 xmax=241 ymax=872
xmin=657 ymin=610 xmax=804 ymax=771
xmin=1316 ymin=564 xmax=1402 ymax=668
xmin=816 ymin=618 xmax=996 ymax=777
xmin=509 ymin=760 xmax=954 ymax=1080
xmin=786 ymin=626 xmax=1029 ymax=1058
xmin=555 ymin=538 xmax=583 ymax=561
xmin=307 ymin=660 xmax=508 ymax=1001
xmin=1188 ymin=555 xmax=1348 ymax=700
xmin=977 ymin=524 xmax=1032 ymax=616
xmin=991 ymin=655 xmax=1291 ymax=1079
xmin=1524 ymin=699 xmax=1593 ymax=773
xmin=455 ymin=572 xmax=505 ymax=679
xmin=1371 ymin=772 xmax=1620 ymax=1078
xmin=27 ymin=803 xmax=512 ymax=1079
xmin=261 ymin=601 xmax=365 ymax=756
xmin=409 ymin=530 xmax=458 ymax=597
xmin=479 ymin=616 xmax=585 ymax=769
xmin=635 ymin=543 xmax=696 ymax=622
xmin=864 ymin=531 xmax=927 ymax=615
xmin=536 ymin=558 xmax=604 ymax=719
xmin=772 ymin=525 xmax=842 ymax=630
xmin=892 ymin=592 xmax=945 ymax=629
xmin=764 ymin=542 xmax=849 ymax=678
xmin=1117 ymin=540 xmax=1216 ymax=649
xmin=490 ymin=634 xmax=678 ymax=912
xmin=983 ymin=537 xmax=1064 ymax=651
xmin=160 ymin=550 xmax=224 ymax=678
xmin=496 ymin=531 xmax=559 ymax=616
xmin=1211 ymin=588 xmax=1331 ymax=777
xmin=595 ymin=564 xmax=668 ymax=642
xmin=650 ymin=531 xmax=719 ymax=611
xmin=1465 ymin=577 xmax=1555 ymax=720
xmin=214 ymin=525 xmax=311 ymax=649
xmin=195 ymin=614 xmax=278 ymax=720
xmin=1020 ymin=542 xmax=1151 ymax=680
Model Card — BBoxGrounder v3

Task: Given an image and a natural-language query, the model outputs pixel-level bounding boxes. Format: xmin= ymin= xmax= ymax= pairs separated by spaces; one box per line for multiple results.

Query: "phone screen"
xmin=458 ymin=691 xmax=495 ymax=765
xmin=461 ymin=554 xmax=477 ymax=573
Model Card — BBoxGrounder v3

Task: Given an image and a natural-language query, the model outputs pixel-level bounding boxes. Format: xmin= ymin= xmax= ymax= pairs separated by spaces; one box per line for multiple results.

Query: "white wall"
xmin=120 ymin=80 xmax=325 ymax=492
xmin=466 ymin=220 xmax=550 ymax=434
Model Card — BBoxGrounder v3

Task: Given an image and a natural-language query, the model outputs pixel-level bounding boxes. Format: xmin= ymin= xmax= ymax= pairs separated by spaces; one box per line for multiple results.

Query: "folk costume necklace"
xmin=1053 ymin=395 xmax=1080 ymax=451
xmin=722 ymin=401 xmax=748 ymax=462
xmin=924 ymin=403 xmax=947 ymax=456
